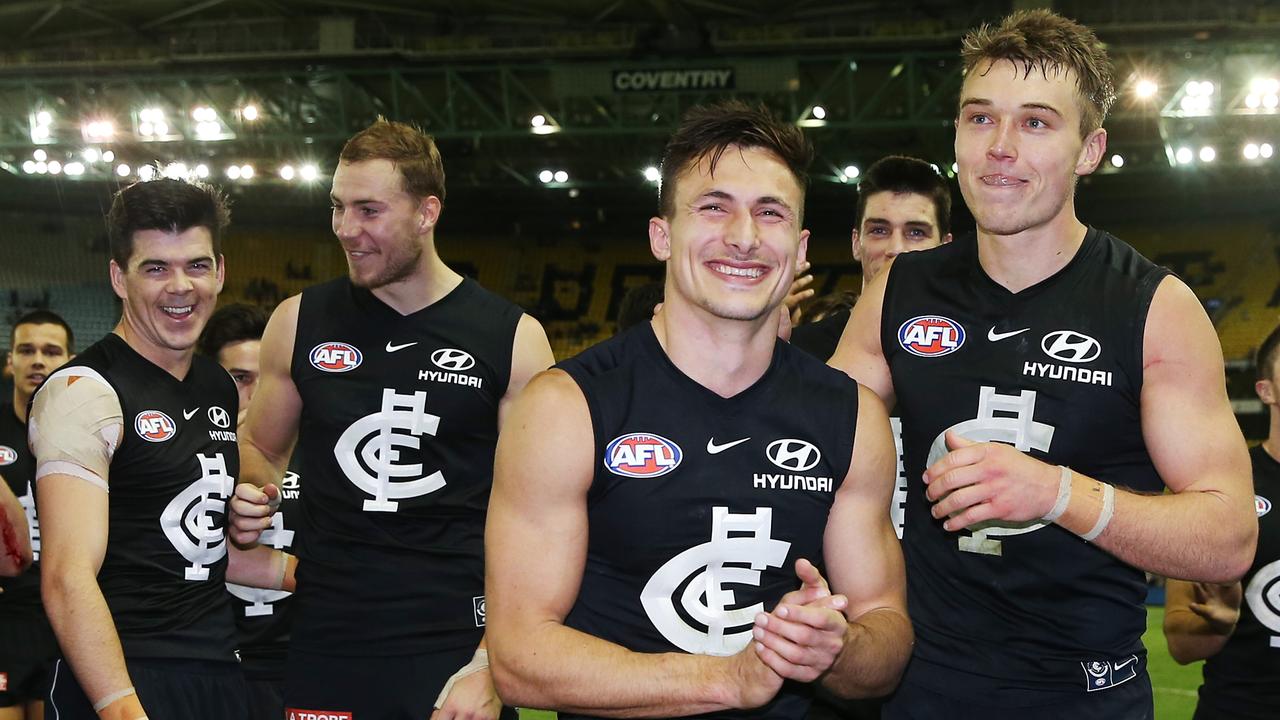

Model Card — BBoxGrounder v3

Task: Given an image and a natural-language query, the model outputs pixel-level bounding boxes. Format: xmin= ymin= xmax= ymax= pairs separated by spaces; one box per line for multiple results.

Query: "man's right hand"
xmin=228 ymin=481 xmax=279 ymax=547
xmin=725 ymin=638 xmax=786 ymax=710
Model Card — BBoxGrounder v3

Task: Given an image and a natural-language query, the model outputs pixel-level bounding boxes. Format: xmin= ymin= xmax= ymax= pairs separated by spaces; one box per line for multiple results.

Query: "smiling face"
xmin=109 ymin=226 xmax=224 ymax=366
xmin=955 ymin=59 xmax=1106 ymax=239
xmin=330 ymin=158 xmax=435 ymax=290
xmin=8 ymin=322 xmax=71 ymax=405
xmin=853 ymin=191 xmax=950 ymax=284
xmin=649 ymin=145 xmax=809 ymax=323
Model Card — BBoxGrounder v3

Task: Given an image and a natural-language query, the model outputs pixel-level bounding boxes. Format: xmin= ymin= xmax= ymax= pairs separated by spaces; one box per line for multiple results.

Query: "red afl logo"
xmin=898 ymin=315 xmax=966 ymax=357
xmin=309 ymin=342 xmax=363 ymax=373
xmin=605 ymin=433 xmax=683 ymax=478
xmin=0 ymin=446 xmax=16 ymax=465
xmin=135 ymin=410 xmax=176 ymax=443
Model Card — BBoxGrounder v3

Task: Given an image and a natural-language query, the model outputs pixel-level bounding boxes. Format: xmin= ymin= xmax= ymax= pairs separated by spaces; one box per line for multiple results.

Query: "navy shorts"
xmin=0 ymin=619 xmax=57 ymax=706
xmin=882 ymin=671 xmax=1153 ymax=720
xmin=45 ymin=657 xmax=247 ymax=720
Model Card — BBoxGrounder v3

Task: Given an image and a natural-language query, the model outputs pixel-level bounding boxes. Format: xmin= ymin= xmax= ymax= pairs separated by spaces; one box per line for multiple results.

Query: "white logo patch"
xmin=160 ymin=453 xmax=234 ymax=581
xmin=766 ymin=439 xmax=821 ymax=472
xmin=1041 ymin=330 xmax=1102 ymax=363
xmin=208 ymin=407 xmax=231 ymax=428
xmin=1245 ymin=559 xmax=1280 ymax=647
xmin=641 ymin=507 xmax=790 ymax=656
xmin=431 ymin=348 xmax=476 ymax=371
xmin=335 ymin=388 xmax=445 ymax=512
xmin=18 ymin=481 xmax=38 ymax=561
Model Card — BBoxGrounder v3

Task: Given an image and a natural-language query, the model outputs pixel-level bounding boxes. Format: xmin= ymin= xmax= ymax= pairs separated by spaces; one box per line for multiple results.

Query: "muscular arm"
xmin=497 ymin=314 xmax=554 ymax=429
xmin=1163 ymin=578 xmax=1241 ymax=664
xmin=486 ymin=371 xmax=782 ymax=717
xmin=828 ymin=263 xmax=895 ymax=405
xmin=821 ymin=386 xmax=911 ymax=697
xmin=0 ymin=476 xmax=32 ymax=576
xmin=238 ymin=294 xmax=302 ymax=489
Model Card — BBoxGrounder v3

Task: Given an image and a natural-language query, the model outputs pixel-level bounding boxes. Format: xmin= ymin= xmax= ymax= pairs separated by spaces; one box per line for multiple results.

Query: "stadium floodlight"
xmin=279 ymin=165 xmax=296 ymax=181
xmin=240 ymin=104 xmax=259 ymax=121
xmin=1244 ymin=143 xmax=1260 ymax=160
xmin=300 ymin=164 xmax=319 ymax=182
xmin=538 ymin=169 xmax=554 ymax=183
xmin=1110 ymin=154 xmax=1125 ymax=168
xmin=116 ymin=163 xmax=131 ymax=177
xmin=30 ymin=109 xmax=54 ymax=144
xmin=554 ymin=170 xmax=569 ymax=183
xmin=1262 ymin=143 xmax=1274 ymax=159
xmin=227 ymin=165 xmax=242 ymax=180
xmin=195 ymin=164 xmax=210 ymax=178
xmin=83 ymin=147 xmax=101 ymax=163
xmin=1134 ymin=78 xmax=1158 ymax=100
xmin=241 ymin=164 xmax=255 ymax=179
xmin=192 ymin=106 xmax=216 ymax=122
xmin=643 ymin=166 xmax=661 ymax=183
xmin=36 ymin=110 xmax=52 ymax=126
xmin=33 ymin=149 xmax=47 ymax=162
xmin=843 ymin=165 xmax=860 ymax=180
xmin=1175 ymin=146 xmax=1194 ymax=164
xmin=812 ymin=105 xmax=827 ymax=120
xmin=31 ymin=125 xmax=50 ymax=142
xmin=83 ymin=120 xmax=115 ymax=142
xmin=138 ymin=165 xmax=156 ymax=181
xmin=47 ymin=160 xmax=62 ymax=175
xmin=102 ymin=150 xmax=115 ymax=163
xmin=64 ymin=162 xmax=85 ymax=176
xmin=530 ymin=114 xmax=546 ymax=128
xmin=1199 ymin=146 xmax=1216 ymax=163
xmin=34 ymin=161 xmax=47 ymax=174
xmin=21 ymin=160 xmax=35 ymax=174
xmin=163 ymin=162 xmax=189 ymax=179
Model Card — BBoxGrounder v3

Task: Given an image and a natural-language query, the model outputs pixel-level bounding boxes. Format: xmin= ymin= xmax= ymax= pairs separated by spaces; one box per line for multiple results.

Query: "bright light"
xmin=279 ymin=165 xmax=295 ymax=181
xmin=1244 ymin=143 xmax=1260 ymax=160
xmin=1266 ymin=94 xmax=1280 ymax=110
xmin=163 ymin=162 xmax=188 ymax=179
xmin=36 ymin=110 xmax=52 ymax=126
xmin=139 ymin=107 xmax=163 ymax=123
xmin=241 ymin=104 xmax=259 ymax=121
xmin=1185 ymin=80 xmax=1214 ymax=96
xmin=812 ymin=105 xmax=827 ymax=120
xmin=64 ymin=162 xmax=85 ymax=176
xmin=843 ymin=165 xmax=860 ymax=179
xmin=240 ymin=164 xmax=255 ymax=179
xmin=1199 ymin=146 xmax=1216 ymax=163
xmin=48 ymin=160 xmax=62 ymax=175
xmin=195 ymin=164 xmax=209 ymax=178
xmin=83 ymin=147 xmax=100 ymax=162
xmin=138 ymin=165 xmax=156 ymax=181
xmin=116 ymin=163 xmax=131 ymax=177
xmin=33 ymin=149 xmax=47 ymax=162
xmin=102 ymin=150 xmax=115 ymax=163
xmin=538 ymin=169 xmax=554 ymax=183
xmin=300 ymin=164 xmax=319 ymax=181
xmin=31 ymin=125 xmax=50 ymax=141
xmin=83 ymin=120 xmax=115 ymax=141
xmin=195 ymin=121 xmax=221 ymax=140
xmin=1134 ymin=78 xmax=1158 ymax=99
xmin=1175 ymin=146 xmax=1193 ymax=164
xmin=1246 ymin=94 xmax=1261 ymax=109
xmin=1262 ymin=143 xmax=1275 ymax=159
xmin=553 ymin=170 xmax=569 ymax=183
xmin=530 ymin=114 xmax=546 ymax=128
xmin=643 ymin=166 xmax=661 ymax=183
xmin=192 ymin=106 xmax=217 ymax=122
xmin=21 ymin=160 xmax=35 ymax=174
xmin=1110 ymin=154 xmax=1125 ymax=168
xmin=1250 ymin=77 xmax=1280 ymax=94
xmin=950 ymin=161 xmax=958 ymax=173
xmin=227 ymin=165 xmax=242 ymax=180
xmin=34 ymin=161 xmax=47 ymax=174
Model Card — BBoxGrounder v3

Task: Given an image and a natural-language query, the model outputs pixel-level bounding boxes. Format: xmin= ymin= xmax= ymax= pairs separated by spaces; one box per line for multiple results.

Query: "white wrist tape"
xmin=92 ymin=687 xmax=136 ymax=712
xmin=433 ymin=649 xmax=490 ymax=709
xmin=1080 ymin=483 xmax=1115 ymax=542
xmin=1041 ymin=465 xmax=1073 ymax=523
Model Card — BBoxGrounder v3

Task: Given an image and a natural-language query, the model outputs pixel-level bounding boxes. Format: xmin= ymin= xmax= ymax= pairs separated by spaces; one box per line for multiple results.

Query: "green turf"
xmin=517 ymin=605 xmax=1204 ymax=719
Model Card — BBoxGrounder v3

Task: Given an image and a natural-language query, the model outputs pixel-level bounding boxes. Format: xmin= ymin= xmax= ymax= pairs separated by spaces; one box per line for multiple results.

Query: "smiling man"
xmin=486 ymin=101 xmax=910 ymax=720
xmin=829 ymin=10 xmax=1256 ymax=718
xmin=229 ymin=119 xmax=553 ymax=720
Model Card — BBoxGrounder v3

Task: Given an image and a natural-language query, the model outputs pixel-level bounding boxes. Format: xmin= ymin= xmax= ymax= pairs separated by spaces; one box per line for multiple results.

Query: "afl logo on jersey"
xmin=0 ymin=446 xmax=16 ymax=465
xmin=431 ymin=348 xmax=476 ymax=371
xmin=309 ymin=342 xmax=363 ymax=373
xmin=898 ymin=316 xmax=965 ymax=357
xmin=1041 ymin=330 xmax=1102 ymax=363
xmin=1258 ymin=495 xmax=1272 ymax=518
xmin=605 ymin=433 xmax=682 ymax=478
xmin=135 ymin=410 xmax=177 ymax=442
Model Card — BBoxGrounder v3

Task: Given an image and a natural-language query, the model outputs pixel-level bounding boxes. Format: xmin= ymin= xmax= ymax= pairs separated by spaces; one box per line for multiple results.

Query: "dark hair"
xmin=340 ymin=118 xmax=446 ymax=203
xmin=961 ymin=9 xmax=1116 ymax=136
xmin=658 ymin=101 xmax=812 ymax=218
xmin=198 ymin=303 xmax=269 ymax=358
xmin=1257 ymin=321 xmax=1280 ymax=382
xmin=804 ymin=291 xmax=859 ymax=324
xmin=106 ymin=178 xmax=231 ymax=267
xmin=11 ymin=309 xmax=74 ymax=354
xmin=855 ymin=156 xmax=952 ymax=236
xmin=616 ymin=281 xmax=666 ymax=332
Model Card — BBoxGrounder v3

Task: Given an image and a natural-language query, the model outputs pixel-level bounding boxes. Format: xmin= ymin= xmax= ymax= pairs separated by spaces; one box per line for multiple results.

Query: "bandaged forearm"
xmin=94 ymin=687 xmax=147 ymax=720
xmin=30 ymin=369 xmax=122 ymax=492
xmin=1049 ymin=468 xmax=1116 ymax=541
xmin=433 ymin=649 xmax=490 ymax=709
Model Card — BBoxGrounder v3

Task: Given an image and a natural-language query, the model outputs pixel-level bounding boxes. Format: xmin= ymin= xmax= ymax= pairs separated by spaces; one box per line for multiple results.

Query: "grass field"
xmin=518 ymin=605 xmax=1205 ymax=719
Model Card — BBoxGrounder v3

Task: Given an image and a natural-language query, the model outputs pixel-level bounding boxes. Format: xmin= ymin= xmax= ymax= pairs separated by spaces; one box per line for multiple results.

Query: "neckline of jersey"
xmin=103 ymin=332 xmax=200 ymax=388
xmin=969 ymin=226 xmax=1101 ymax=301
xmin=350 ymin=275 xmax=472 ymax=321
xmin=636 ymin=321 xmax=785 ymax=411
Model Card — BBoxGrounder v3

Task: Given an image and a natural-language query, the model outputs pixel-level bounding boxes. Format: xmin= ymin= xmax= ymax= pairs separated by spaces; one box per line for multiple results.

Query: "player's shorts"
xmin=284 ymin=646 xmax=518 ymax=720
xmin=245 ymin=677 xmax=285 ymax=720
xmin=45 ymin=657 xmax=247 ymax=720
xmin=882 ymin=671 xmax=1153 ymax=720
xmin=0 ymin=618 xmax=57 ymax=707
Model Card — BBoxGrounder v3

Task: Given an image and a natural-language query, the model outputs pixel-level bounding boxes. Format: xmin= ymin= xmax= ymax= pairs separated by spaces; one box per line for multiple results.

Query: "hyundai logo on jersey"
xmin=605 ymin=433 xmax=682 ymax=478
xmin=1041 ymin=330 xmax=1102 ymax=363
xmin=135 ymin=410 xmax=177 ymax=442
xmin=309 ymin=342 xmax=363 ymax=373
xmin=431 ymin=348 xmax=476 ymax=371
xmin=898 ymin=315 xmax=965 ymax=357
xmin=1258 ymin=495 xmax=1272 ymax=518
xmin=766 ymin=439 xmax=821 ymax=472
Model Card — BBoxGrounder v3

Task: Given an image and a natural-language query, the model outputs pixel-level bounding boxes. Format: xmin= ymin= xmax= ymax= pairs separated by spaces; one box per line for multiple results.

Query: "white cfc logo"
xmin=335 ymin=388 xmax=444 ymax=512
xmin=226 ymin=499 xmax=296 ymax=616
xmin=160 ymin=453 xmax=234 ymax=581
xmin=927 ymin=386 xmax=1055 ymax=556
xmin=1245 ymin=559 xmax=1280 ymax=648
xmin=18 ymin=481 xmax=39 ymax=561
xmin=641 ymin=507 xmax=791 ymax=656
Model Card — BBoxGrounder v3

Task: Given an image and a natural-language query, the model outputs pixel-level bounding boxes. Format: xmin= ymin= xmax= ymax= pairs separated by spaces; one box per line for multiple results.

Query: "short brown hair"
xmin=106 ymin=178 xmax=230 ymax=268
xmin=961 ymin=9 xmax=1116 ymax=136
xmin=340 ymin=118 xmax=446 ymax=202
xmin=658 ymin=101 xmax=812 ymax=218
xmin=856 ymin=156 xmax=952 ymax=236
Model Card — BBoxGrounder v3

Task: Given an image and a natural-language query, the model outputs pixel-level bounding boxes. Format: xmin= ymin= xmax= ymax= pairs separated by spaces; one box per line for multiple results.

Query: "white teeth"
xmin=712 ymin=263 xmax=763 ymax=278
xmin=162 ymin=306 xmax=193 ymax=315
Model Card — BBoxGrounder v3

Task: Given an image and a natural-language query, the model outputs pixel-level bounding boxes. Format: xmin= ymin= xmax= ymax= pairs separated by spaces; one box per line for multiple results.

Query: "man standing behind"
xmin=486 ymin=101 xmax=910 ymax=719
xmin=231 ymin=119 xmax=553 ymax=720
xmin=1164 ymin=321 xmax=1280 ymax=719
xmin=33 ymin=179 xmax=293 ymax=719
xmin=0 ymin=310 xmax=72 ymax=720
xmin=830 ymin=10 xmax=1255 ymax=717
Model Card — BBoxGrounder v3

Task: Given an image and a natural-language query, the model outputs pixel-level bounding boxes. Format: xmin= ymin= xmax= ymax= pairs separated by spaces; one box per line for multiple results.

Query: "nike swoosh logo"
xmin=386 ymin=341 xmax=418 ymax=352
xmin=707 ymin=437 xmax=750 ymax=454
xmin=1112 ymin=656 xmax=1138 ymax=670
xmin=987 ymin=327 xmax=1030 ymax=342
xmin=183 ymin=408 xmax=199 ymax=420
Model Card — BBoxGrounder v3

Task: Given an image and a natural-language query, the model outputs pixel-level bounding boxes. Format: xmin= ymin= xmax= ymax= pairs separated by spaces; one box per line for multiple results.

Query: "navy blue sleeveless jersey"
xmin=557 ymin=323 xmax=860 ymax=720
xmin=0 ymin=403 xmax=45 ymax=621
xmin=1194 ymin=444 xmax=1280 ymax=719
xmin=227 ymin=468 xmax=304 ymax=679
xmin=290 ymin=276 xmax=521 ymax=655
xmin=882 ymin=228 xmax=1170 ymax=703
xmin=44 ymin=333 xmax=239 ymax=661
